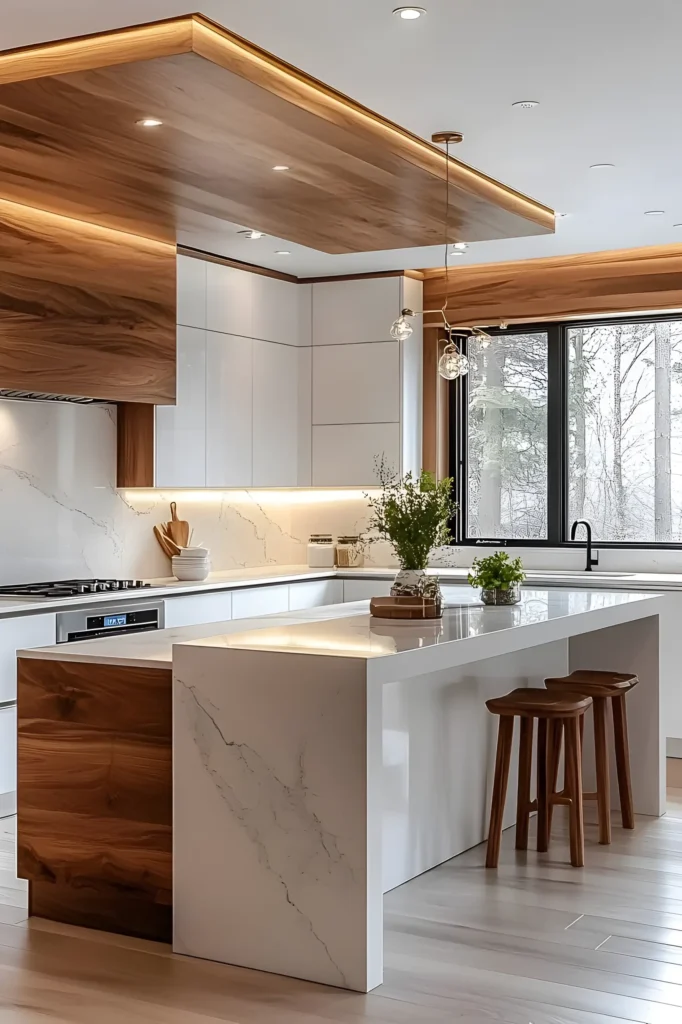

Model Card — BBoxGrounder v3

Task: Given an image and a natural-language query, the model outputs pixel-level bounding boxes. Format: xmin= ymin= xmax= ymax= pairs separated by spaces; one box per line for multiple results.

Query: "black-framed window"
xmin=449 ymin=312 xmax=682 ymax=548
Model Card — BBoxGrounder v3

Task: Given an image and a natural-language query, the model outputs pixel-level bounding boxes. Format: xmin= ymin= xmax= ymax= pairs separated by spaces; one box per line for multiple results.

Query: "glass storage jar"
xmin=335 ymin=535 xmax=365 ymax=568
xmin=307 ymin=534 xmax=335 ymax=568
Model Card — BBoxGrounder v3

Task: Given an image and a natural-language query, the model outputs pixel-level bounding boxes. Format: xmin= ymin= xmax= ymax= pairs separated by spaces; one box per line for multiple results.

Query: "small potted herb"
xmin=366 ymin=457 xmax=458 ymax=600
xmin=468 ymin=551 xmax=525 ymax=606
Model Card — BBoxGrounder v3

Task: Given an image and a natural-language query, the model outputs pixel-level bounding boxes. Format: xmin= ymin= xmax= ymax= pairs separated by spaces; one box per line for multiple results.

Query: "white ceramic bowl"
xmin=172 ymin=555 xmax=211 ymax=581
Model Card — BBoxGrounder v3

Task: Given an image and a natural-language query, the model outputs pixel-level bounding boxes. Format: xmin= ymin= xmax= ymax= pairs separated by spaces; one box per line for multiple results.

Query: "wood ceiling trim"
xmin=0 ymin=14 xmax=553 ymax=243
xmin=0 ymin=16 xmax=194 ymax=84
xmin=421 ymin=244 xmax=682 ymax=326
xmin=190 ymin=14 xmax=554 ymax=235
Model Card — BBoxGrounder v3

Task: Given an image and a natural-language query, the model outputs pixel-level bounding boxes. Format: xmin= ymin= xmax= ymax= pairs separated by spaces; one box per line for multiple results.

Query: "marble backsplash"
xmin=0 ymin=399 xmax=397 ymax=584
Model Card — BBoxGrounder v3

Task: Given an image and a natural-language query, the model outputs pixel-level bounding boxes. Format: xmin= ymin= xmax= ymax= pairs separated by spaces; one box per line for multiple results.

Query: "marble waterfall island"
xmin=172 ymin=588 xmax=666 ymax=992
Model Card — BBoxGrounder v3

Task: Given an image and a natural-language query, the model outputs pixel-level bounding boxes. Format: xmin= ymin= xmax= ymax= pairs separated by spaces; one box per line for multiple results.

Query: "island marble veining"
xmin=0 ymin=398 xmax=395 ymax=584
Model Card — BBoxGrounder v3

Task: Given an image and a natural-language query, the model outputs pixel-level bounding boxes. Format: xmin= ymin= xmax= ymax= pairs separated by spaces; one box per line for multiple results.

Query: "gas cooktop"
xmin=0 ymin=579 xmax=152 ymax=599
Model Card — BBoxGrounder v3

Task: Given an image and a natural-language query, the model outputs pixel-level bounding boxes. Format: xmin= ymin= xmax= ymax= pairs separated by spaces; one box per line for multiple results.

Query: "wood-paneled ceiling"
xmin=0 ymin=14 xmax=554 ymax=254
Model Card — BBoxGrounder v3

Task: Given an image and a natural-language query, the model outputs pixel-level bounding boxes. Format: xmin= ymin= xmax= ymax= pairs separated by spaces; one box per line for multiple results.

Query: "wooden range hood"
xmin=0 ymin=12 xmax=553 ymax=410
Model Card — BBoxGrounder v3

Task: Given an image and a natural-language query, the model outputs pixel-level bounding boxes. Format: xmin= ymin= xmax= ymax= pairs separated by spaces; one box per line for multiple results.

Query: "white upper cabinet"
xmin=206 ymin=262 xmax=254 ymax=338
xmin=205 ymin=332 xmax=253 ymax=487
xmin=157 ymin=258 xmax=421 ymax=489
xmin=156 ymin=326 xmax=207 ymax=487
xmin=312 ymin=277 xmax=401 ymax=345
xmin=252 ymin=340 xmax=299 ymax=486
xmin=177 ymin=255 xmax=207 ymax=329
xmin=312 ymin=341 xmax=400 ymax=425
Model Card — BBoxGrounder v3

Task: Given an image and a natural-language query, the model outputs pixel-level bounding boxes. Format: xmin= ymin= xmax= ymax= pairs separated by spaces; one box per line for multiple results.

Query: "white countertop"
xmin=181 ymin=589 xmax=663 ymax=667
xmin=4 ymin=562 xmax=682 ymax=619
xmin=16 ymin=603 xmax=366 ymax=670
xmin=24 ymin=587 xmax=664 ymax=672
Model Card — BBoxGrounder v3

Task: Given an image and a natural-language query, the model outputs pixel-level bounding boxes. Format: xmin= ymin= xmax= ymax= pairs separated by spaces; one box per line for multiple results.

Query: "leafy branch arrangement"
xmin=366 ymin=457 xmax=458 ymax=571
xmin=468 ymin=551 xmax=526 ymax=591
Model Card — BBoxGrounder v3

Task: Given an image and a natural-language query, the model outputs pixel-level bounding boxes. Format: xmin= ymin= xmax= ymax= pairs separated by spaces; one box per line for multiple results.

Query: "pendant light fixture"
xmin=389 ymin=130 xmax=492 ymax=377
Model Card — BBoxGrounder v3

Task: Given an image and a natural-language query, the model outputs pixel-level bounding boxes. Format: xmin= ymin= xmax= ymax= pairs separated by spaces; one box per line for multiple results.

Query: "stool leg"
xmin=612 ymin=694 xmax=635 ymax=830
xmin=486 ymin=715 xmax=514 ymax=868
xmin=547 ymin=719 xmax=563 ymax=839
xmin=516 ymin=717 xmax=534 ymax=851
xmin=593 ymin=696 xmax=612 ymax=845
xmin=536 ymin=718 xmax=549 ymax=853
xmin=564 ymin=716 xmax=585 ymax=868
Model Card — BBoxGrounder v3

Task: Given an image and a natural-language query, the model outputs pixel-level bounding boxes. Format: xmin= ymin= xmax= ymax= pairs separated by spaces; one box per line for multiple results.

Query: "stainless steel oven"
xmin=56 ymin=599 xmax=165 ymax=643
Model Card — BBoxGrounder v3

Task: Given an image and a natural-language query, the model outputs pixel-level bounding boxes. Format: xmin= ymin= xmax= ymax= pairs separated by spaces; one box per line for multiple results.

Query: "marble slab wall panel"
xmin=0 ymin=397 xmax=395 ymax=584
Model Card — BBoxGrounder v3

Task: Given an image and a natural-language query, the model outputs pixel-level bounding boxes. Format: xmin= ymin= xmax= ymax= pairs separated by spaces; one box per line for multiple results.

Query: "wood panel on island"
xmin=17 ymin=657 xmax=172 ymax=942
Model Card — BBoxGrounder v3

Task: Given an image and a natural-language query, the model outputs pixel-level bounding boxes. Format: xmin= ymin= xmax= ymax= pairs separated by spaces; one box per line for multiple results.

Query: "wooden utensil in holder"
xmin=370 ymin=596 xmax=443 ymax=620
xmin=167 ymin=502 xmax=190 ymax=548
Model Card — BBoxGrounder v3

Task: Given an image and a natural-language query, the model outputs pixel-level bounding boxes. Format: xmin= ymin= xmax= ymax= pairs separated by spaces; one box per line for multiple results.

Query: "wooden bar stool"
xmin=485 ymin=688 xmax=592 ymax=869
xmin=544 ymin=670 xmax=639 ymax=845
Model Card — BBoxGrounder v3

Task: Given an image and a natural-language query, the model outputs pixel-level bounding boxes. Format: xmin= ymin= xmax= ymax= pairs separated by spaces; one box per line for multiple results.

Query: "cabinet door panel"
xmin=312 ymin=423 xmax=400 ymax=486
xmin=342 ymin=579 xmax=392 ymax=601
xmin=312 ymin=278 xmax=400 ymax=346
xmin=206 ymin=262 xmax=253 ymax=338
xmin=288 ymin=579 xmax=343 ymax=610
xmin=253 ymin=340 xmax=298 ymax=486
xmin=251 ymin=275 xmax=301 ymax=345
xmin=1 ymin=613 xmax=56 ymax=703
xmin=156 ymin=326 xmax=206 ymax=487
xmin=232 ymin=585 xmax=289 ymax=619
xmin=177 ymin=255 xmax=207 ymax=329
xmin=205 ymin=332 xmax=253 ymax=487
xmin=312 ymin=341 xmax=399 ymax=425
xmin=163 ymin=592 xmax=232 ymax=628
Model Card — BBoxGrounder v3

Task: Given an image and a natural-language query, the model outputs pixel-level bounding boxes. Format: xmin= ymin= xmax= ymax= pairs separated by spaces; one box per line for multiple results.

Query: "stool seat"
xmin=486 ymin=688 xmax=592 ymax=718
xmin=545 ymin=670 xmax=638 ymax=698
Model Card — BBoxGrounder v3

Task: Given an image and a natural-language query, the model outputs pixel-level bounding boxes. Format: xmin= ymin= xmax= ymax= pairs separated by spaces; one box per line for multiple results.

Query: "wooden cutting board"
xmin=166 ymin=502 xmax=190 ymax=548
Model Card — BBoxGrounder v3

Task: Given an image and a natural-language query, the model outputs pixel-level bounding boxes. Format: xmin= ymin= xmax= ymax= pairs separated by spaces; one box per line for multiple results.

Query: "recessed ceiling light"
xmin=644 ymin=210 xmax=665 ymax=216
xmin=452 ymin=241 xmax=468 ymax=250
xmin=393 ymin=6 xmax=426 ymax=18
xmin=237 ymin=229 xmax=264 ymax=239
xmin=589 ymin=163 xmax=615 ymax=170
xmin=275 ymin=250 xmax=291 ymax=255
xmin=556 ymin=212 xmax=569 ymax=219
xmin=511 ymin=100 xmax=539 ymax=109
xmin=674 ymin=223 xmax=682 ymax=228
xmin=136 ymin=117 xmax=163 ymax=127
xmin=450 ymin=248 xmax=466 ymax=256
xmin=272 ymin=165 xmax=290 ymax=171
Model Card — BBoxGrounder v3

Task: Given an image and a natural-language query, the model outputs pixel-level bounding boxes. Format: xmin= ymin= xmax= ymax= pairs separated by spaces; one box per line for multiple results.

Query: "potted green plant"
xmin=468 ymin=551 xmax=526 ymax=606
xmin=366 ymin=458 xmax=458 ymax=599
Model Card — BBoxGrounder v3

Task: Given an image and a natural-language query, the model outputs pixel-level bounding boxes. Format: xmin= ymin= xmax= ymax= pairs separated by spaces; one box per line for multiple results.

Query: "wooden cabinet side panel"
xmin=0 ymin=199 xmax=176 ymax=404
xmin=117 ymin=402 xmax=155 ymax=487
xmin=17 ymin=657 xmax=172 ymax=941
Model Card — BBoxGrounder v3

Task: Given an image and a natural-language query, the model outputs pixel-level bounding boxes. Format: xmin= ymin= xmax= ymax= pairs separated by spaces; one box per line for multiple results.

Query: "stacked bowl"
xmin=172 ymin=547 xmax=211 ymax=581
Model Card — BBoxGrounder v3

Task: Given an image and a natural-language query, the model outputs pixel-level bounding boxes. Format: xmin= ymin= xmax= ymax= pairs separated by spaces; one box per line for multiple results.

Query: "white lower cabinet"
xmin=1 ymin=613 xmax=55 ymax=702
xmin=342 ymin=579 xmax=392 ymax=602
xmin=288 ymin=579 xmax=343 ymax=610
xmin=232 ymin=584 xmax=290 ymax=619
xmin=1 ymin=612 xmax=56 ymax=817
xmin=163 ymin=592 xmax=233 ymax=629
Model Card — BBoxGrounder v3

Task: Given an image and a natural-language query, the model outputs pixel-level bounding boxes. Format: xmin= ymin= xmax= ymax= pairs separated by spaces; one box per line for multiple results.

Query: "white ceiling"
xmin=2 ymin=0 xmax=681 ymax=276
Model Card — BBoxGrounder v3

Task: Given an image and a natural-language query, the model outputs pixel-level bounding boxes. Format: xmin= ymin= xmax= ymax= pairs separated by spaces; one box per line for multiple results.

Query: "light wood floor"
xmin=5 ymin=787 xmax=682 ymax=1022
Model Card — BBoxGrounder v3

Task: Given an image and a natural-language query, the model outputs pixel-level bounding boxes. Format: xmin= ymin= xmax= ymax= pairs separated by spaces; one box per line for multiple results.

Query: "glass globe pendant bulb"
xmin=438 ymin=342 xmax=470 ymax=380
xmin=390 ymin=310 xmax=415 ymax=342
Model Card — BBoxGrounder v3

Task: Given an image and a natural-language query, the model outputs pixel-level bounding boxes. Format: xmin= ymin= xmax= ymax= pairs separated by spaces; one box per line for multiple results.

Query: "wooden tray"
xmin=370 ymin=596 xmax=442 ymax=620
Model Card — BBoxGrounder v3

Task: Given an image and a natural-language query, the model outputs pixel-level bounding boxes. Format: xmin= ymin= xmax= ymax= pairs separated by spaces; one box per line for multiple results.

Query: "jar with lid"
xmin=335 ymin=535 xmax=365 ymax=568
xmin=307 ymin=534 xmax=335 ymax=568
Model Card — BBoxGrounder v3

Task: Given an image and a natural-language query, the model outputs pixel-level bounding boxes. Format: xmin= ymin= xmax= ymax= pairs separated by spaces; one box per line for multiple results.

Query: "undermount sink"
xmin=526 ymin=570 xmax=635 ymax=579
